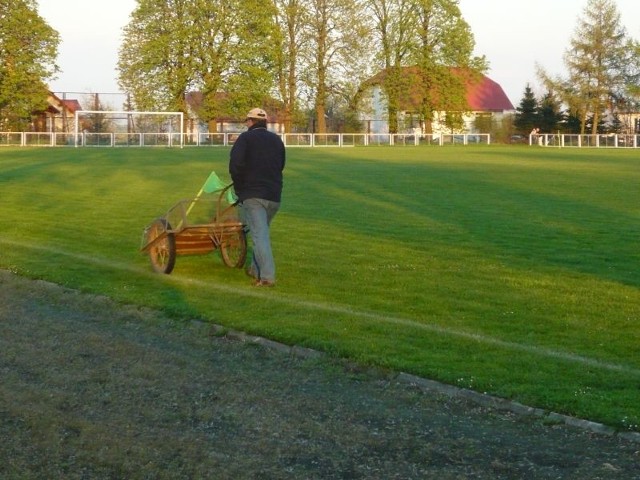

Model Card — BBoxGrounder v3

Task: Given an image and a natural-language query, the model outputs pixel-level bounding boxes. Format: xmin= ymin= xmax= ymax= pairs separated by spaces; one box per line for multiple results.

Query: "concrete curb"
xmin=210 ymin=322 xmax=640 ymax=444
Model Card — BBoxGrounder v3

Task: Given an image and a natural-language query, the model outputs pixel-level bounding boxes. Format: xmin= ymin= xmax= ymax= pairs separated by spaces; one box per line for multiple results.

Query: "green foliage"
xmin=360 ymin=0 xmax=487 ymax=135
xmin=0 ymin=0 xmax=59 ymax=130
xmin=514 ymin=86 xmax=578 ymax=137
xmin=568 ymin=0 xmax=629 ymax=133
xmin=365 ymin=0 xmax=416 ymax=133
xmin=409 ymin=0 xmax=487 ymax=132
xmin=537 ymin=91 xmax=563 ymax=133
xmin=473 ymin=112 xmax=492 ymax=133
xmin=118 ymin=0 xmax=280 ymax=121
xmin=624 ymin=40 xmax=640 ymax=108
xmin=272 ymin=0 xmax=308 ymax=132
xmin=303 ymin=0 xmax=372 ymax=133
xmin=514 ymin=84 xmax=538 ymax=134
xmin=117 ymin=0 xmax=487 ymax=134
xmin=561 ymin=110 xmax=582 ymax=134
xmin=119 ymin=0 xmax=211 ymax=111
xmin=1 ymin=146 xmax=639 ymax=430
xmin=540 ymin=0 xmax=632 ymax=135
xmin=444 ymin=110 xmax=464 ymax=132
xmin=472 ymin=113 xmax=515 ymax=143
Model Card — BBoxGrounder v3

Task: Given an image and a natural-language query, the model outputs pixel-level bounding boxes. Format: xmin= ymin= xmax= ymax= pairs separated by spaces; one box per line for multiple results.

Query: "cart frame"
xmin=140 ymin=183 xmax=246 ymax=274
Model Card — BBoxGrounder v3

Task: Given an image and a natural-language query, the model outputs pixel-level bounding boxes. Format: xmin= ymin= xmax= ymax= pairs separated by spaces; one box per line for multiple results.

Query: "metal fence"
xmin=531 ymin=133 xmax=640 ymax=148
xmin=3 ymin=131 xmax=640 ymax=148
xmin=1 ymin=132 xmax=490 ymax=148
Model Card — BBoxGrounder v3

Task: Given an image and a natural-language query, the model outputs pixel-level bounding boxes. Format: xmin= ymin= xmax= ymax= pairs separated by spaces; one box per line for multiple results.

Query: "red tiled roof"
xmin=61 ymin=99 xmax=82 ymax=113
xmin=464 ymin=74 xmax=514 ymax=111
xmin=365 ymin=66 xmax=514 ymax=112
xmin=46 ymin=92 xmax=83 ymax=114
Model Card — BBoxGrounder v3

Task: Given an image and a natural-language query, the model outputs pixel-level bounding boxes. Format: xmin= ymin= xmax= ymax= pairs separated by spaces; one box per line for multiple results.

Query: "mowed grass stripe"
xmin=2 ymin=236 xmax=639 ymax=378
xmin=1 ymin=146 xmax=639 ymax=429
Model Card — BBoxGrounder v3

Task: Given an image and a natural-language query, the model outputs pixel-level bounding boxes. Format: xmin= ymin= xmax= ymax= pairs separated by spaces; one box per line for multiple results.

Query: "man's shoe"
xmin=253 ymin=279 xmax=275 ymax=287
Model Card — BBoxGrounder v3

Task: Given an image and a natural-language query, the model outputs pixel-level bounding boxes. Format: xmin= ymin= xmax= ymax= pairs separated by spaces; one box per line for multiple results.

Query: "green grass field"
xmin=1 ymin=145 xmax=638 ymax=431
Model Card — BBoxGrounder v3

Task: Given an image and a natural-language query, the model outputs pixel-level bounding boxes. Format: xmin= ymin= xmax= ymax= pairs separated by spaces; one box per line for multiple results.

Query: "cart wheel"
xmin=221 ymin=229 xmax=247 ymax=268
xmin=148 ymin=219 xmax=176 ymax=274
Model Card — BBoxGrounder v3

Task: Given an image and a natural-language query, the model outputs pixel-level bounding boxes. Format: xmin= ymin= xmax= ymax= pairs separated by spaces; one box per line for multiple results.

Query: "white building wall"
xmin=360 ymin=85 xmax=510 ymax=135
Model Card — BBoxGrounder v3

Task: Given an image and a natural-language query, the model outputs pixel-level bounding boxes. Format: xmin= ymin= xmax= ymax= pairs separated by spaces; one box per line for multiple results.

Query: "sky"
xmin=38 ymin=0 xmax=640 ymax=108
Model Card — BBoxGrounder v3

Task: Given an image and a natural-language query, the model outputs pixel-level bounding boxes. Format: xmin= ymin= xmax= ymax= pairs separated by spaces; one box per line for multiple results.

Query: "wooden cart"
xmin=140 ymin=183 xmax=246 ymax=274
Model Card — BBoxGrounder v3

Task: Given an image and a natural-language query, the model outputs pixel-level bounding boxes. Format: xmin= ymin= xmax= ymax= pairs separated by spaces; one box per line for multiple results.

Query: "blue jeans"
xmin=240 ymin=198 xmax=280 ymax=282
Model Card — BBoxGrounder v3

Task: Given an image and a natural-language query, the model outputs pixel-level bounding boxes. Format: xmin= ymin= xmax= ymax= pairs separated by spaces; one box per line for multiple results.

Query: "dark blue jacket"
xmin=229 ymin=125 xmax=285 ymax=203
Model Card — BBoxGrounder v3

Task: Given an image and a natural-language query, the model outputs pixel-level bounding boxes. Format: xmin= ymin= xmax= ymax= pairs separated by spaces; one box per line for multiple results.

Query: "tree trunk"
xmin=591 ymin=111 xmax=599 ymax=135
xmin=283 ymin=106 xmax=292 ymax=134
xmin=285 ymin=67 xmax=296 ymax=133
xmin=385 ymin=66 xmax=401 ymax=134
xmin=388 ymin=108 xmax=398 ymax=134
xmin=316 ymin=61 xmax=327 ymax=133
xmin=316 ymin=101 xmax=326 ymax=133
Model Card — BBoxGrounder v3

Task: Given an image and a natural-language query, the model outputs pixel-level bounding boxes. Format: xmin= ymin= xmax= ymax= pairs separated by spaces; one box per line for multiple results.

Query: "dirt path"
xmin=1 ymin=270 xmax=639 ymax=479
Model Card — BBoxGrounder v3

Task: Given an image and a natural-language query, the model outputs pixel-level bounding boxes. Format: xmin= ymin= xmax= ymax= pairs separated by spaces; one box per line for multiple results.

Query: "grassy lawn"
xmin=0 ymin=145 xmax=638 ymax=431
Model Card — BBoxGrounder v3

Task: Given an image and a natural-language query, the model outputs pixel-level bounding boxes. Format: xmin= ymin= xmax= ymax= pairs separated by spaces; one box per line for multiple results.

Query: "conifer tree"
xmin=561 ymin=110 xmax=582 ymax=134
xmin=513 ymin=84 xmax=538 ymax=134
xmin=539 ymin=0 xmax=631 ymax=134
xmin=537 ymin=91 xmax=563 ymax=133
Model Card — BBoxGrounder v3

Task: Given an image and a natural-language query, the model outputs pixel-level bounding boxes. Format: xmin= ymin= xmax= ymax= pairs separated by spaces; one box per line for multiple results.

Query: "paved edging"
xmin=6 ymin=269 xmax=638 ymax=445
xmin=212 ymin=322 xmax=640 ymax=444
xmin=396 ymin=373 xmax=635 ymax=440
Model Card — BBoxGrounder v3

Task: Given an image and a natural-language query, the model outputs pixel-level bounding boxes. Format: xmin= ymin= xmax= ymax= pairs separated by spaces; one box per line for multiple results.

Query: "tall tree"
xmin=208 ymin=0 xmax=280 ymax=122
xmin=118 ymin=0 xmax=195 ymax=112
xmin=614 ymin=38 xmax=640 ymax=132
xmin=366 ymin=0 xmax=416 ymax=133
xmin=537 ymin=91 xmax=563 ymax=133
xmin=304 ymin=0 xmax=370 ymax=133
xmin=539 ymin=0 xmax=630 ymax=134
xmin=0 ymin=0 xmax=59 ymax=130
xmin=410 ymin=0 xmax=487 ymax=134
xmin=626 ymin=40 xmax=640 ymax=102
xmin=272 ymin=0 xmax=309 ymax=133
xmin=561 ymin=110 xmax=582 ymax=134
xmin=118 ymin=0 xmax=278 ymax=130
xmin=513 ymin=84 xmax=539 ymax=134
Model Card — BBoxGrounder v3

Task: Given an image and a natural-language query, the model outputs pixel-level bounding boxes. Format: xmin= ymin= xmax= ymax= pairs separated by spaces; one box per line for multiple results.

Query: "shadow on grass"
xmin=286 ymin=154 xmax=639 ymax=288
